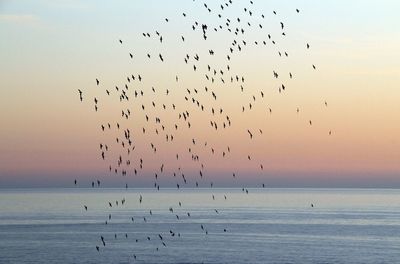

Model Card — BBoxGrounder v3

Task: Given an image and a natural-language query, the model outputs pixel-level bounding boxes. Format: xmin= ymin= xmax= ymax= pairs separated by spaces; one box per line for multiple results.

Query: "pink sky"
xmin=1 ymin=1 xmax=400 ymax=187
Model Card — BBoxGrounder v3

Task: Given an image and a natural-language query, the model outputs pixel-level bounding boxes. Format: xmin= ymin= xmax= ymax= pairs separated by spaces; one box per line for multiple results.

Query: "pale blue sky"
xmin=1 ymin=1 xmax=400 ymax=187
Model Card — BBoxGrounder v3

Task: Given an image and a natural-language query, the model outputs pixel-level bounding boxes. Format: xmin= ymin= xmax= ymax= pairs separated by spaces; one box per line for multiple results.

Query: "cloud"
xmin=38 ymin=0 xmax=90 ymax=10
xmin=0 ymin=14 xmax=39 ymax=24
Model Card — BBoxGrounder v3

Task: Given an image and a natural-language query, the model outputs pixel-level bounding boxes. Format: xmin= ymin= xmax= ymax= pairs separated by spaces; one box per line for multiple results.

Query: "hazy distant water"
xmin=0 ymin=188 xmax=399 ymax=264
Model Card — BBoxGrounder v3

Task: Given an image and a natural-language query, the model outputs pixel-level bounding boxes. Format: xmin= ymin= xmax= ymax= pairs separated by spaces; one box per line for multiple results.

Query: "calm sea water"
xmin=0 ymin=188 xmax=399 ymax=264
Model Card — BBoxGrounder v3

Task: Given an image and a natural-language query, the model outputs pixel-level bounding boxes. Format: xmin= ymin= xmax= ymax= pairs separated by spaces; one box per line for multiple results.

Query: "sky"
xmin=0 ymin=0 xmax=400 ymax=188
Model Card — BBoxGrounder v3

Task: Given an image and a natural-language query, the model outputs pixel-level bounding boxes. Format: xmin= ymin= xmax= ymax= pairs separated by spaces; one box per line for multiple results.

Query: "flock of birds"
xmin=76 ymin=0 xmax=331 ymax=261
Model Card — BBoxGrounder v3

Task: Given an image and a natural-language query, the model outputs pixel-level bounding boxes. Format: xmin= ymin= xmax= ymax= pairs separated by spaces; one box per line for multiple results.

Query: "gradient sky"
xmin=1 ymin=0 xmax=400 ymax=188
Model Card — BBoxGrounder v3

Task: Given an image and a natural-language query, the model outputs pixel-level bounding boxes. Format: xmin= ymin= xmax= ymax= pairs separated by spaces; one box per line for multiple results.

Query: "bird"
xmin=78 ymin=90 xmax=83 ymax=101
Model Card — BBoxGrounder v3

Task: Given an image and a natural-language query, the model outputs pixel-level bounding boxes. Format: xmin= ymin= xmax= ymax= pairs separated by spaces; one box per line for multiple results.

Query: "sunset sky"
xmin=1 ymin=0 xmax=399 ymax=188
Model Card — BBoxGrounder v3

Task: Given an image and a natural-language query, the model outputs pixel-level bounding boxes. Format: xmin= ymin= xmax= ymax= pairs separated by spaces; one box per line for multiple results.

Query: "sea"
xmin=0 ymin=188 xmax=399 ymax=264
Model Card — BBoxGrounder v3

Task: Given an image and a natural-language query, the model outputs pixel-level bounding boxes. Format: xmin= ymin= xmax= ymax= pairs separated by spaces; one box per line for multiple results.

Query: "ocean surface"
xmin=0 ymin=188 xmax=399 ymax=264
